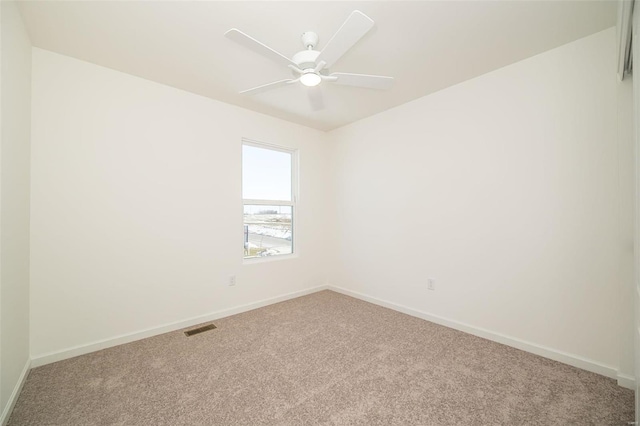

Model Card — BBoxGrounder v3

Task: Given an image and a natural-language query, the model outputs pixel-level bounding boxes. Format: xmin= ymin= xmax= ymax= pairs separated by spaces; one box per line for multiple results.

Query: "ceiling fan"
xmin=225 ymin=10 xmax=394 ymax=108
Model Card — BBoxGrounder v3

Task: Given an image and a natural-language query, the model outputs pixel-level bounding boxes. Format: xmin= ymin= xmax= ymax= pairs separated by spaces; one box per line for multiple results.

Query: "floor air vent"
xmin=184 ymin=324 xmax=217 ymax=336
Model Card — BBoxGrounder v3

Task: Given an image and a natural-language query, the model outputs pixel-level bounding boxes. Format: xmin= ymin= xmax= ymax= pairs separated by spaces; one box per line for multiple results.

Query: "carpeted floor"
xmin=8 ymin=290 xmax=635 ymax=425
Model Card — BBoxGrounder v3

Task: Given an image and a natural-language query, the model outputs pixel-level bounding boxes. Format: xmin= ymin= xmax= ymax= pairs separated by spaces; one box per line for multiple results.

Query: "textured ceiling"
xmin=19 ymin=1 xmax=616 ymax=131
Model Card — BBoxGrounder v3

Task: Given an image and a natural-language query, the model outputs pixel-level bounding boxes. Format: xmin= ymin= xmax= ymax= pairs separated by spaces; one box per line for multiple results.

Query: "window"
xmin=242 ymin=140 xmax=296 ymax=259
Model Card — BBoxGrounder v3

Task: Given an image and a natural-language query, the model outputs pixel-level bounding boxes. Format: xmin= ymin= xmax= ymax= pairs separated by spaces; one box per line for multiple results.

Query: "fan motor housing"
xmin=292 ymin=49 xmax=321 ymax=71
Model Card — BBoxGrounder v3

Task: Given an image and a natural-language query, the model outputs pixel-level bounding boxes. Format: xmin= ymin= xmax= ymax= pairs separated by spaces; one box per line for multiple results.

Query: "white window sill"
xmin=243 ymin=253 xmax=299 ymax=265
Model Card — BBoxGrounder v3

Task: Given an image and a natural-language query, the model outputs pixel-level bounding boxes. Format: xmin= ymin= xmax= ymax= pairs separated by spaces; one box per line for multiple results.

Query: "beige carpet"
xmin=9 ymin=290 xmax=634 ymax=425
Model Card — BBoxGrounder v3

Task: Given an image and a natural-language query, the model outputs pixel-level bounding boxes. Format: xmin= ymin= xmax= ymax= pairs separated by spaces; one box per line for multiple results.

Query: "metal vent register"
xmin=184 ymin=324 xmax=217 ymax=336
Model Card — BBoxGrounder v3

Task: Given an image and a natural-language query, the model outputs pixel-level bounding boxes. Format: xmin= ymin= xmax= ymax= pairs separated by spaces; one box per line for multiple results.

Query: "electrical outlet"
xmin=427 ymin=278 xmax=435 ymax=291
xmin=229 ymin=275 xmax=236 ymax=286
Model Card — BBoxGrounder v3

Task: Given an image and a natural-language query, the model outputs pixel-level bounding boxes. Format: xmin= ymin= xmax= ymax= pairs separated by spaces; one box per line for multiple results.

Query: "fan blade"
xmin=307 ymin=87 xmax=325 ymax=111
xmin=225 ymin=29 xmax=295 ymax=67
xmin=330 ymin=73 xmax=394 ymax=90
xmin=240 ymin=79 xmax=297 ymax=95
xmin=316 ymin=11 xmax=374 ymax=68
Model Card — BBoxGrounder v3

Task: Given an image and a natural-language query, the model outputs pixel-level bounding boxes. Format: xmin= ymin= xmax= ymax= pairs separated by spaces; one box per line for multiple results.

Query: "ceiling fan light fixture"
xmin=300 ymin=71 xmax=321 ymax=87
xmin=226 ymin=10 xmax=394 ymax=100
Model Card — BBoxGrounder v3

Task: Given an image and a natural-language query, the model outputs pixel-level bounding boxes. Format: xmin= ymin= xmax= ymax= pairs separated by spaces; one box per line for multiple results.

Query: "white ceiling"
xmin=18 ymin=1 xmax=616 ymax=131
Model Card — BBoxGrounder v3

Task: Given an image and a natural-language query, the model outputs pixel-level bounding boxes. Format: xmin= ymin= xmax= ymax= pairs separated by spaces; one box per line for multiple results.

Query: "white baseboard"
xmin=617 ymin=373 xmax=636 ymax=390
xmin=27 ymin=283 xmax=636 ymax=391
xmin=31 ymin=285 xmax=329 ymax=368
xmin=328 ymin=285 xmax=630 ymax=386
xmin=0 ymin=358 xmax=31 ymax=426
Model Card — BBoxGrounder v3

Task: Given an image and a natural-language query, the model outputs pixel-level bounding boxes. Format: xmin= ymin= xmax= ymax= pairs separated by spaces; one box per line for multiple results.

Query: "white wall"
xmin=0 ymin=0 xmax=32 ymax=420
xmin=616 ymin=75 xmax=635 ymax=383
xmin=30 ymin=49 xmax=330 ymax=360
xmin=328 ymin=28 xmax=632 ymax=376
xmin=632 ymin=4 xmax=640 ymax=417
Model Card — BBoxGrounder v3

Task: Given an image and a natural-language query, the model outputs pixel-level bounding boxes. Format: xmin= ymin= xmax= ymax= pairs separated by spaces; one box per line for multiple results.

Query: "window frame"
xmin=241 ymin=138 xmax=299 ymax=263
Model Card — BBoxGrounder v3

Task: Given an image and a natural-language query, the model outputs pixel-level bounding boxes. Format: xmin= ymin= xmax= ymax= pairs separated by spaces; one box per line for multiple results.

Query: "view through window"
xmin=242 ymin=141 xmax=295 ymax=259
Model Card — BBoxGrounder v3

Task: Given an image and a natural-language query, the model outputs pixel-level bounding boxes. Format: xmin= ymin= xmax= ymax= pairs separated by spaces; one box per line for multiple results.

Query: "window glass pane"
xmin=244 ymin=205 xmax=292 ymax=258
xmin=242 ymin=144 xmax=292 ymax=201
